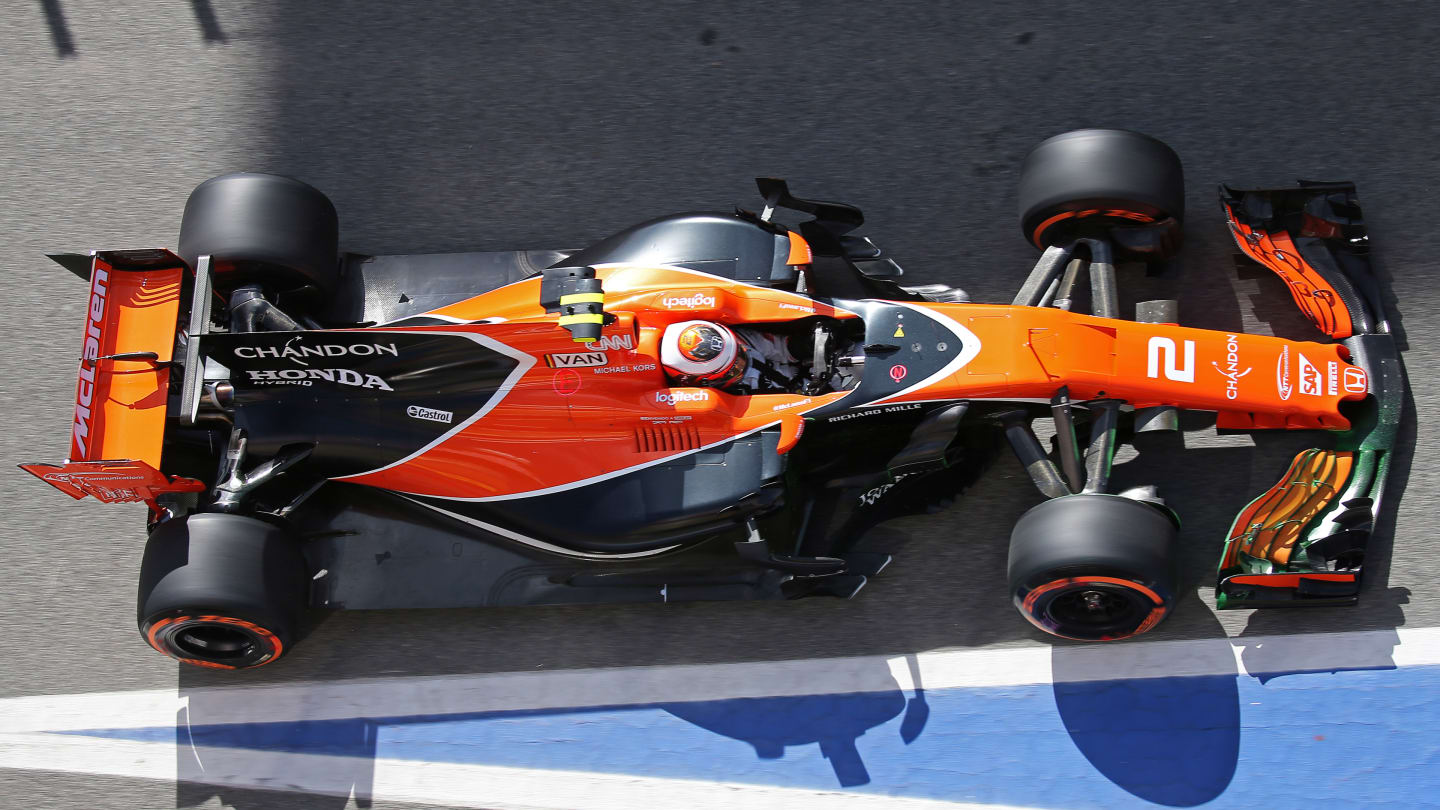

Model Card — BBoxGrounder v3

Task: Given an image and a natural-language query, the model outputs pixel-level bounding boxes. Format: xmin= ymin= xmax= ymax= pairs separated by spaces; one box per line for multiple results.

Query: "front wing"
xmin=1215 ymin=183 xmax=1403 ymax=608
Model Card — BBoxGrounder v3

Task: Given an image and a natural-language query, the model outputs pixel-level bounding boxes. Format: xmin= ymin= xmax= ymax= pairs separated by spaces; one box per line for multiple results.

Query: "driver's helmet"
xmin=659 ymin=320 xmax=746 ymax=388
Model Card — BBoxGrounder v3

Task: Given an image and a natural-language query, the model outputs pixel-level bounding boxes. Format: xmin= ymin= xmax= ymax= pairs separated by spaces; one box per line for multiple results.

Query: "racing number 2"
xmin=1146 ymin=337 xmax=1195 ymax=383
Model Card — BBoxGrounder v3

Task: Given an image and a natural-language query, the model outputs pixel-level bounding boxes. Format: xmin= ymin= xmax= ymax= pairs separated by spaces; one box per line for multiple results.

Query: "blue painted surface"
xmin=67 ymin=665 xmax=1440 ymax=808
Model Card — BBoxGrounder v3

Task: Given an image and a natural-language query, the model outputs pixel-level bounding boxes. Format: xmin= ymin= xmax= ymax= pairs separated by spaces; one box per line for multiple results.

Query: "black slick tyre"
xmin=137 ymin=513 xmax=308 ymax=669
xmin=1007 ymin=494 xmax=1179 ymax=641
xmin=1017 ymin=128 xmax=1184 ymax=255
xmin=177 ymin=172 xmax=340 ymax=304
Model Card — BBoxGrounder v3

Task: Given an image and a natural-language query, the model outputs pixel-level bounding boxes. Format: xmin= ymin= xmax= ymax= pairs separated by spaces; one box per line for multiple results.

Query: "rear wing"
xmin=19 ymin=249 xmax=204 ymax=506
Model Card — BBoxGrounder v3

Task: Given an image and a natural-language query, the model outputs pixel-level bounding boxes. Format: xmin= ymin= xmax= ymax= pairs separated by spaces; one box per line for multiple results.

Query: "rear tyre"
xmin=1017 ymin=128 xmax=1184 ymax=256
xmin=177 ymin=172 xmax=340 ymax=305
xmin=1007 ymin=494 xmax=1179 ymax=641
xmin=137 ymin=513 xmax=308 ymax=669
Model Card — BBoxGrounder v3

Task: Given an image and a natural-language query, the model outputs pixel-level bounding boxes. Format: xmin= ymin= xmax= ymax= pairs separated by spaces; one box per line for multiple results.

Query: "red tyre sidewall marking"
xmin=144 ymin=614 xmax=283 ymax=669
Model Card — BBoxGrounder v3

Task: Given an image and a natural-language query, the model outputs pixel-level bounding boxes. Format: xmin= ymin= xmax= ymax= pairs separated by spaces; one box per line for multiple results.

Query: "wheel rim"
xmin=1045 ymin=585 xmax=1144 ymax=635
xmin=1019 ymin=576 xmax=1168 ymax=641
xmin=173 ymin=623 xmax=259 ymax=660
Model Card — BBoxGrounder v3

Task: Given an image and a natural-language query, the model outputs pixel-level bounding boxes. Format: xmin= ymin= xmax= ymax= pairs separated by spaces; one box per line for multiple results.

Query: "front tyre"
xmin=137 ymin=514 xmax=308 ymax=669
xmin=1017 ymin=128 xmax=1184 ymax=256
xmin=1007 ymin=494 xmax=1178 ymax=641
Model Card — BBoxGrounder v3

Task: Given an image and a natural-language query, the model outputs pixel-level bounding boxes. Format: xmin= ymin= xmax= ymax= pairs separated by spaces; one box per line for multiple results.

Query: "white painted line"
xmin=398 ymin=495 xmax=681 ymax=560
xmin=0 ymin=735 xmax=1040 ymax=810
xmin=2 ymin=626 xmax=1436 ymax=734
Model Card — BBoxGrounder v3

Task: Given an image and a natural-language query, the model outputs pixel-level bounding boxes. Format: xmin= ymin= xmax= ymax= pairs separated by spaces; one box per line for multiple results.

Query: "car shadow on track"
xmin=1052 ymin=594 xmax=1241 ymax=807
xmin=660 ymin=654 xmax=929 ymax=787
xmin=171 ymin=659 xmax=925 ymax=807
xmin=1053 ymin=358 xmax=1417 ymax=807
xmin=34 ymin=0 xmax=226 ymax=56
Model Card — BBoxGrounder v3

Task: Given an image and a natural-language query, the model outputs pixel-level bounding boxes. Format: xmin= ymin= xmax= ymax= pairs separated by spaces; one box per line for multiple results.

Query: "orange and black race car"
xmin=21 ymin=129 xmax=1403 ymax=668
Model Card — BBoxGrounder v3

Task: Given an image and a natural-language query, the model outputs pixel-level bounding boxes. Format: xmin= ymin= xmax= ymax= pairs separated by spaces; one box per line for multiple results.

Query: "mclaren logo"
xmin=234 ymin=338 xmax=399 ymax=367
xmin=72 ymin=262 xmax=111 ymax=459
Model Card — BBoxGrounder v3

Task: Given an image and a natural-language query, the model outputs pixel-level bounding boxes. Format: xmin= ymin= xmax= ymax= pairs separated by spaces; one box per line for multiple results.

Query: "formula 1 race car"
xmin=22 ymin=129 xmax=1402 ymax=668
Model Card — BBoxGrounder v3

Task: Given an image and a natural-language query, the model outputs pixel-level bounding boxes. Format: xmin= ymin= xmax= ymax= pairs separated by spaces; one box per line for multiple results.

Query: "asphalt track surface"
xmin=1 ymin=2 xmax=1437 ymax=808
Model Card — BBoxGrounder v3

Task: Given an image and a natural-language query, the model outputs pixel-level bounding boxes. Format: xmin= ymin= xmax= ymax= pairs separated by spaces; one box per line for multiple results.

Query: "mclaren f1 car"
xmin=22 ymin=128 xmax=1402 ymax=668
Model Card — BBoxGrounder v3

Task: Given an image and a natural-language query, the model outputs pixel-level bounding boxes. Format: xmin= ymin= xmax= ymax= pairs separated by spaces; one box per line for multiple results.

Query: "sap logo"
xmin=1298 ymin=352 xmax=1322 ymax=397
xmin=661 ymin=293 xmax=717 ymax=309
xmin=234 ymin=339 xmax=399 ymax=367
xmin=546 ymin=351 xmax=607 ymax=368
xmin=246 ymin=368 xmax=394 ymax=391
xmin=1146 ymin=336 xmax=1195 ymax=383
xmin=407 ymin=405 xmax=453 ymax=424
xmin=72 ymin=263 xmax=111 ymax=459
xmin=655 ymin=390 xmax=709 ymax=406
xmin=583 ymin=334 xmax=634 ymax=352
xmin=1209 ymin=334 xmax=1252 ymax=400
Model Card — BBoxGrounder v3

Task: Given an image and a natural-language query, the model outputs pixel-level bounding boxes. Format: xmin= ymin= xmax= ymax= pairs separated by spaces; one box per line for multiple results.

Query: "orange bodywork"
xmin=785 ymin=231 xmax=813 ymax=265
xmin=911 ymin=302 xmax=1364 ymax=427
xmin=25 ymin=251 xmax=1371 ymax=511
xmin=18 ymin=459 xmax=205 ymax=505
xmin=332 ymin=262 xmax=1368 ymax=502
xmin=68 ymin=254 xmax=185 ymax=466
xmin=1225 ymin=204 xmax=1353 ymax=339
xmin=330 ymin=264 xmax=861 ymax=498
xmin=21 ymin=252 xmax=202 ymax=512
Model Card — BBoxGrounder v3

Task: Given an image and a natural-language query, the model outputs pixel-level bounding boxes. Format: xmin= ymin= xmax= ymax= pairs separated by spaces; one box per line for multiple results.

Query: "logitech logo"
xmin=661 ymin=293 xmax=717 ymax=309
xmin=655 ymin=390 xmax=710 ymax=405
